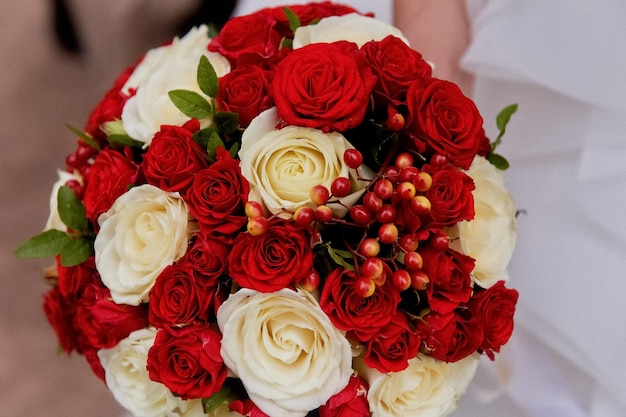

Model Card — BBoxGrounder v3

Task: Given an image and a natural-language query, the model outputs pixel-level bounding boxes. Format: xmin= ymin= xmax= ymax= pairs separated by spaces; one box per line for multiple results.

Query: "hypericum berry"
xmin=343 ymin=149 xmax=363 ymax=169
xmin=294 ymin=206 xmax=315 ymax=226
xmin=375 ymin=204 xmax=398 ymax=224
xmin=409 ymin=195 xmax=431 ymax=216
xmin=383 ymin=166 xmax=400 ymax=183
xmin=430 ymin=154 xmax=448 ymax=167
xmin=65 ymin=180 xmax=84 ymax=200
xmin=399 ymin=166 xmax=420 ymax=183
xmin=360 ymin=258 xmax=384 ymax=280
xmin=410 ymin=270 xmax=430 ymax=290
xmin=403 ymin=251 xmax=424 ymax=271
xmin=378 ymin=223 xmax=399 ymax=244
xmin=363 ymin=191 xmax=383 ymax=212
xmin=392 ymin=269 xmax=412 ymax=291
xmin=310 ymin=184 xmax=330 ymax=205
xmin=359 ymin=237 xmax=381 ymax=258
xmin=431 ymin=231 xmax=451 ymax=251
xmin=247 ymin=216 xmax=269 ymax=236
xmin=245 ymin=201 xmax=264 ymax=218
xmin=387 ymin=112 xmax=405 ymax=131
xmin=314 ymin=205 xmax=333 ymax=223
xmin=354 ymin=276 xmax=376 ymax=298
xmin=349 ymin=205 xmax=372 ymax=225
xmin=396 ymin=181 xmax=416 ymax=201
xmin=399 ymin=234 xmax=420 ymax=252
xmin=298 ymin=269 xmax=321 ymax=292
xmin=395 ymin=152 xmax=414 ymax=169
xmin=413 ymin=172 xmax=433 ymax=192
xmin=330 ymin=177 xmax=351 ymax=197
xmin=373 ymin=179 xmax=394 ymax=200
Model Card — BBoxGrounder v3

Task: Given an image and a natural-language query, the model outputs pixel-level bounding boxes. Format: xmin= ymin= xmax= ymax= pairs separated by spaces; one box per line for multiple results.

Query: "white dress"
xmin=459 ymin=0 xmax=626 ymax=416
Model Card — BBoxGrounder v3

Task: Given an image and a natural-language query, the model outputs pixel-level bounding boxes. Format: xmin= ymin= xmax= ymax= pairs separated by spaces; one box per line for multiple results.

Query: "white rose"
xmin=363 ymin=354 xmax=479 ymax=417
xmin=450 ymin=156 xmax=517 ymax=288
xmin=217 ymin=288 xmax=353 ymax=417
xmin=293 ymin=13 xmax=409 ymax=49
xmin=98 ymin=328 xmax=206 ymax=417
xmin=121 ymin=25 xmax=230 ymax=145
xmin=239 ymin=107 xmax=371 ymax=217
xmin=95 ymin=184 xmax=194 ymax=305
xmin=44 ymin=169 xmax=82 ymax=231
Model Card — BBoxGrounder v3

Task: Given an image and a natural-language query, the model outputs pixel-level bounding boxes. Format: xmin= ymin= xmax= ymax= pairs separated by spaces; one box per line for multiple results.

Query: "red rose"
xmin=208 ymin=10 xmax=282 ymax=63
xmin=422 ymin=164 xmax=475 ymax=227
xmin=147 ymin=325 xmax=227 ymax=400
xmin=229 ymin=399 xmax=270 ymax=417
xmin=140 ymin=120 xmax=208 ymax=193
xmin=418 ymin=308 xmax=484 ymax=362
xmin=179 ymin=233 xmax=231 ymax=288
xmin=271 ymin=2 xmax=361 ymax=27
xmin=320 ymin=268 xmax=401 ymax=342
xmin=407 ymin=79 xmax=483 ymax=169
xmin=43 ymin=287 xmax=78 ymax=354
xmin=319 ymin=375 xmax=370 ymax=417
xmin=84 ymin=64 xmax=134 ymax=144
xmin=228 ymin=219 xmax=313 ymax=292
xmin=421 ymin=246 xmax=475 ymax=314
xmin=148 ymin=263 xmax=215 ymax=328
xmin=185 ymin=149 xmax=249 ymax=239
xmin=56 ymin=256 xmax=99 ymax=300
xmin=74 ymin=284 xmax=148 ymax=349
xmin=82 ymin=147 xmax=137 ymax=223
xmin=362 ymin=35 xmax=432 ymax=105
xmin=271 ymin=41 xmax=377 ymax=132
xmin=363 ymin=311 xmax=421 ymax=373
xmin=469 ymin=281 xmax=518 ymax=360
xmin=217 ymin=64 xmax=273 ymax=127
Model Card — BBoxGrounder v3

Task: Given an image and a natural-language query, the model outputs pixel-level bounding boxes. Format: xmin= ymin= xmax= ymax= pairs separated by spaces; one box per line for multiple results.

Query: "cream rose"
xmin=449 ymin=156 xmax=517 ymax=288
xmin=94 ymin=184 xmax=194 ymax=305
xmin=98 ymin=328 xmax=207 ymax=417
xmin=44 ymin=169 xmax=82 ymax=231
xmin=293 ymin=13 xmax=409 ymax=49
xmin=363 ymin=353 xmax=479 ymax=417
xmin=121 ymin=25 xmax=230 ymax=145
xmin=217 ymin=288 xmax=353 ymax=417
xmin=239 ymin=107 xmax=370 ymax=217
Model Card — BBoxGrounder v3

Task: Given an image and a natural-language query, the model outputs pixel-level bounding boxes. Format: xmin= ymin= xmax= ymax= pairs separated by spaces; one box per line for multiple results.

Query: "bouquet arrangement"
xmin=17 ymin=3 xmax=520 ymax=417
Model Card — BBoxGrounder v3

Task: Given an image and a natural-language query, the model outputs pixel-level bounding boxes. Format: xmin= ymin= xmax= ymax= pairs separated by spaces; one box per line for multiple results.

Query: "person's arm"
xmin=393 ymin=0 xmax=474 ymax=94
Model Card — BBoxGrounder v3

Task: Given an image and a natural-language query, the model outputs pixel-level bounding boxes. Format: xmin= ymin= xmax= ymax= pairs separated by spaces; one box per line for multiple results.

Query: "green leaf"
xmin=496 ymin=103 xmax=519 ymax=132
xmin=202 ymin=386 xmax=231 ymax=413
xmin=57 ymin=186 xmax=88 ymax=232
xmin=207 ymin=131 xmax=225 ymax=159
xmin=66 ymin=124 xmax=100 ymax=150
xmin=108 ymin=133 xmax=144 ymax=148
xmin=168 ymin=89 xmax=212 ymax=120
xmin=59 ymin=237 xmax=93 ymax=267
xmin=214 ymin=111 xmax=239 ymax=134
xmin=326 ymin=246 xmax=355 ymax=271
xmin=283 ymin=7 xmax=301 ymax=32
xmin=14 ymin=229 xmax=69 ymax=259
xmin=486 ymin=152 xmax=510 ymax=170
xmin=229 ymin=142 xmax=239 ymax=159
xmin=492 ymin=103 xmax=518 ymax=150
xmin=192 ymin=127 xmax=218 ymax=150
xmin=197 ymin=55 xmax=219 ymax=98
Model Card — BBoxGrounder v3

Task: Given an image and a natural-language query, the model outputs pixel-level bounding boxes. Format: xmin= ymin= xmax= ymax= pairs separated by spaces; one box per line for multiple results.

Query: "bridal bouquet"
xmin=17 ymin=2 xmax=519 ymax=417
